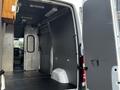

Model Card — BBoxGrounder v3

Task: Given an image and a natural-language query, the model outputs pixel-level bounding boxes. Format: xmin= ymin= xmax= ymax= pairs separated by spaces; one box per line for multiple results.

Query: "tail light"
xmin=79 ymin=56 xmax=87 ymax=87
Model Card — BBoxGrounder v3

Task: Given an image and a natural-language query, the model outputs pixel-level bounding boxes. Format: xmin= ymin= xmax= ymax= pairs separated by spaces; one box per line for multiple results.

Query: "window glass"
xmin=117 ymin=0 xmax=120 ymax=11
xmin=14 ymin=38 xmax=24 ymax=49
xmin=27 ymin=35 xmax=35 ymax=53
xmin=79 ymin=7 xmax=83 ymax=24
xmin=115 ymin=0 xmax=120 ymax=30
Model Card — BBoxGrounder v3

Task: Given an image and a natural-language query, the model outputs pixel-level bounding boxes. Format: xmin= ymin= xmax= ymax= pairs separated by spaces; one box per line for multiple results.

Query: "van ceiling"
xmin=16 ymin=0 xmax=64 ymax=25
xmin=14 ymin=0 xmax=67 ymax=38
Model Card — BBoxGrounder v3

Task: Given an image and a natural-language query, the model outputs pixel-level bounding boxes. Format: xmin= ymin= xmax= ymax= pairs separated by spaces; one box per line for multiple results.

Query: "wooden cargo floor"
xmin=5 ymin=71 xmax=76 ymax=90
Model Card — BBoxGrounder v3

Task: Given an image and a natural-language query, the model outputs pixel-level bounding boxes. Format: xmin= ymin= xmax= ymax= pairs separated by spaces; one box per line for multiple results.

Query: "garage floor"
xmin=5 ymin=71 xmax=76 ymax=90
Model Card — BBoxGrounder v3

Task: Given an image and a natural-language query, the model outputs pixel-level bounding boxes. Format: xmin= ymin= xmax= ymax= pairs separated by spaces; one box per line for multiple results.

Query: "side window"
xmin=27 ymin=35 xmax=35 ymax=53
xmin=115 ymin=0 xmax=120 ymax=30
xmin=79 ymin=7 xmax=83 ymax=24
xmin=117 ymin=0 xmax=120 ymax=11
xmin=112 ymin=0 xmax=120 ymax=26
xmin=116 ymin=0 xmax=120 ymax=20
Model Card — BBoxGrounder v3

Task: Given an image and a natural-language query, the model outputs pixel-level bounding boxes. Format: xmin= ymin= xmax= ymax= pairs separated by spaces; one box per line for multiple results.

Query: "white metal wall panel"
xmin=2 ymin=24 xmax=14 ymax=71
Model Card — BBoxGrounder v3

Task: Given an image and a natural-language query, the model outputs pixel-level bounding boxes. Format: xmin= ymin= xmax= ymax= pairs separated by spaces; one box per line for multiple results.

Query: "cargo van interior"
xmin=1 ymin=0 xmax=79 ymax=90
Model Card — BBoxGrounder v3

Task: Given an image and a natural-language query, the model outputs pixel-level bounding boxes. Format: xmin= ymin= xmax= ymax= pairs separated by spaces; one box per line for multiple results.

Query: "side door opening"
xmin=13 ymin=38 xmax=24 ymax=71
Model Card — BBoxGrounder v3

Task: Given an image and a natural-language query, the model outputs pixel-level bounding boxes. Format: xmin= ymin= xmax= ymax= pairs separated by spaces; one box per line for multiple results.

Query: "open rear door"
xmin=83 ymin=0 xmax=120 ymax=90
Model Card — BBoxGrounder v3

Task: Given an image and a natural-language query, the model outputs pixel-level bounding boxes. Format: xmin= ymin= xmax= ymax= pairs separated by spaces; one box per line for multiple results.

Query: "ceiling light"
xmin=45 ymin=8 xmax=58 ymax=17
xmin=30 ymin=4 xmax=45 ymax=9
xmin=21 ymin=16 xmax=32 ymax=20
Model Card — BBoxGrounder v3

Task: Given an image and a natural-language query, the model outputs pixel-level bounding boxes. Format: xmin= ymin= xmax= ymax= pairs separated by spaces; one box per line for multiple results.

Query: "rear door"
xmin=83 ymin=0 xmax=119 ymax=90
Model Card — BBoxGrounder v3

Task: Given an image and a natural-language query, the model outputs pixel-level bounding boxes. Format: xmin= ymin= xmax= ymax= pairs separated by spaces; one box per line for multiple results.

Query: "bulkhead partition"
xmin=24 ymin=26 xmax=40 ymax=71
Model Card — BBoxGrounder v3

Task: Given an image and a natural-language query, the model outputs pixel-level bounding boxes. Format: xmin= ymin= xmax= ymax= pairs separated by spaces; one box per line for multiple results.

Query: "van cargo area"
xmin=0 ymin=0 xmax=79 ymax=90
